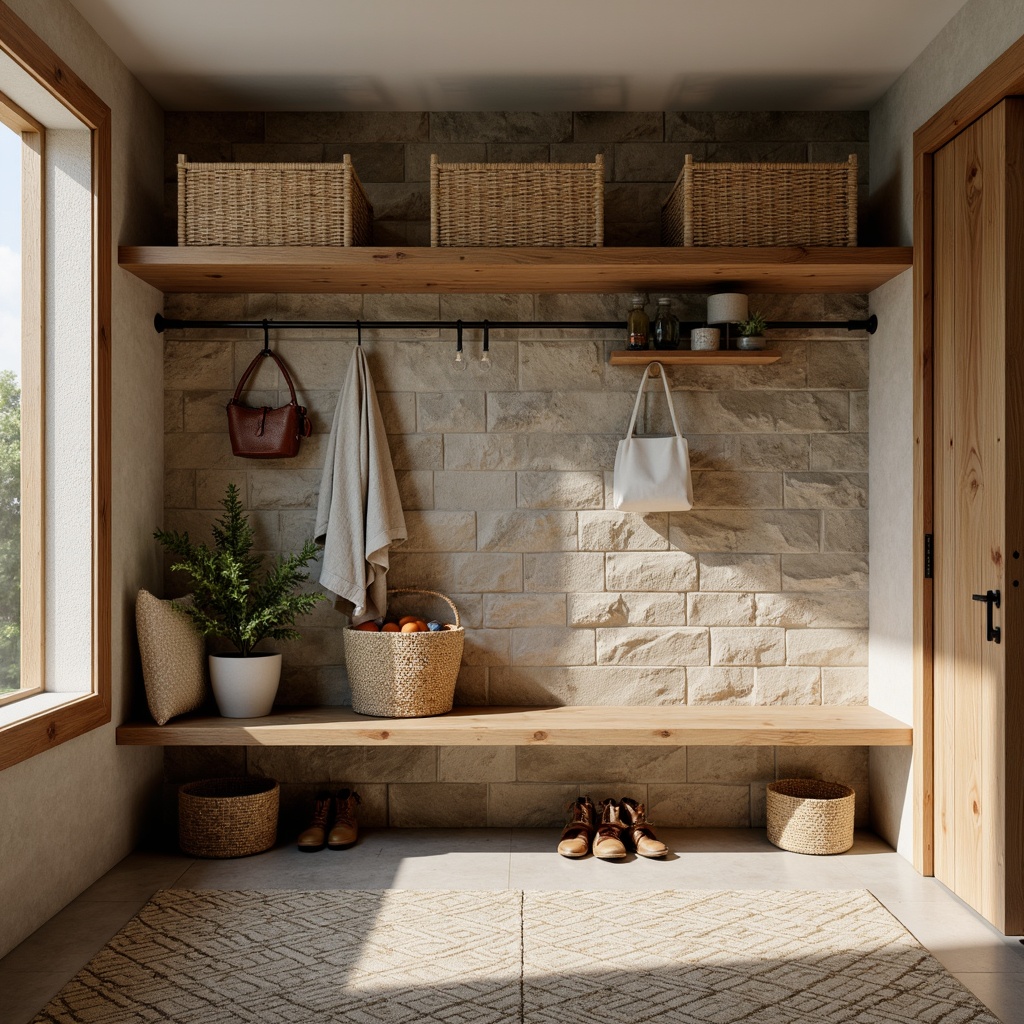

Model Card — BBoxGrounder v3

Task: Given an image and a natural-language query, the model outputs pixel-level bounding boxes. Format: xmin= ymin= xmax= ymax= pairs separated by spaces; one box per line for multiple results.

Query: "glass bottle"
xmin=652 ymin=297 xmax=681 ymax=350
xmin=626 ymin=294 xmax=649 ymax=351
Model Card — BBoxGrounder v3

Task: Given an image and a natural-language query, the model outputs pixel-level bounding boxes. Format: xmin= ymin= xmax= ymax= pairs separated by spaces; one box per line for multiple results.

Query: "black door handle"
xmin=972 ymin=589 xmax=1001 ymax=644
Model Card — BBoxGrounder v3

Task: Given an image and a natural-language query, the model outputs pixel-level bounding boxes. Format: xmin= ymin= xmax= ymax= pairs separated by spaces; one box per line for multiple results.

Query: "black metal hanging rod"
xmin=153 ymin=313 xmax=878 ymax=335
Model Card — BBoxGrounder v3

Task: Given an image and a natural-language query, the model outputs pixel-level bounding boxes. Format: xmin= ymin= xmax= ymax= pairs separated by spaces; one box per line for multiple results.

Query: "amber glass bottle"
xmin=626 ymin=294 xmax=649 ymax=351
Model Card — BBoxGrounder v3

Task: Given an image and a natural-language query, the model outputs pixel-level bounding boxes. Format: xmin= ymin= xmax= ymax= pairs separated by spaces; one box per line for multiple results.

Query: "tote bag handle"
xmin=624 ymin=362 xmax=683 ymax=441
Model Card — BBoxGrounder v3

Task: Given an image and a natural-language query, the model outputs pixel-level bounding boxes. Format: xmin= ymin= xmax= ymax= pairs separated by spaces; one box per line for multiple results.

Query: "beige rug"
xmin=34 ymin=889 xmax=999 ymax=1024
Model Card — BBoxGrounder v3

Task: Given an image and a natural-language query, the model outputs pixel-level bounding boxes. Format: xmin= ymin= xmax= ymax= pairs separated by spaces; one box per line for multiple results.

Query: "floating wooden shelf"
xmin=115 ymin=704 xmax=912 ymax=748
xmin=609 ymin=349 xmax=781 ymax=368
xmin=117 ymin=245 xmax=912 ymax=295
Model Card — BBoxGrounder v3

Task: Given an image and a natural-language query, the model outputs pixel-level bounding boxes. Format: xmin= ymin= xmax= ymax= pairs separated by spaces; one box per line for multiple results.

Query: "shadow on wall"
xmin=864 ymin=163 xmax=903 ymax=246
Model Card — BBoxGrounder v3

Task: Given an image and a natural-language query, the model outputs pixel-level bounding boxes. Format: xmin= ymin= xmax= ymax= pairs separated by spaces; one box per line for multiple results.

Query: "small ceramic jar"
xmin=690 ymin=327 xmax=720 ymax=351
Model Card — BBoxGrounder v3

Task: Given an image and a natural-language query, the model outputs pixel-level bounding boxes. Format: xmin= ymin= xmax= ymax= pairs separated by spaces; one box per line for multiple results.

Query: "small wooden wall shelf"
xmin=115 ymin=704 xmax=912 ymax=748
xmin=610 ymin=349 xmax=781 ymax=368
xmin=117 ymin=245 xmax=912 ymax=295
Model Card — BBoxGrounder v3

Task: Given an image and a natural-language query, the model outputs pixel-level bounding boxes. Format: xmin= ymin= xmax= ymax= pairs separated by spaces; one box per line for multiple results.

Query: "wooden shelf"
xmin=115 ymin=704 xmax=912 ymax=748
xmin=610 ymin=349 xmax=781 ymax=368
xmin=117 ymin=245 xmax=912 ymax=295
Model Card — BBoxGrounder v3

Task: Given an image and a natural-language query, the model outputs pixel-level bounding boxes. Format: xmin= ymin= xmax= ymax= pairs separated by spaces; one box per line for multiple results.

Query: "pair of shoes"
xmin=297 ymin=789 xmax=361 ymax=852
xmin=557 ymin=796 xmax=668 ymax=859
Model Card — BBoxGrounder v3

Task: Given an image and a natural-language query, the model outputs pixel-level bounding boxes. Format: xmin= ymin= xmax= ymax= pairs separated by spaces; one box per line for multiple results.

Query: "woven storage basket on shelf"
xmin=177 ymin=153 xmax=373 ymax=246
xmin=766 ymin=778 xmax=855 ymax=855
xmin=430 ymin=154 xmax=604 ymax=246
xmin=178 ymin=777 xmax=279 ymax=858
xmin=662 ymin=153 xmax=858 ymax=247
xmin=343 ymin=588 xmax=465 ymax=717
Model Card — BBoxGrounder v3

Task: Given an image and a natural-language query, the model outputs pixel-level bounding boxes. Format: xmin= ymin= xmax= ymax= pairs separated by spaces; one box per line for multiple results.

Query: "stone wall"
xmin=162 ymin=111 xmax=870 ymax=830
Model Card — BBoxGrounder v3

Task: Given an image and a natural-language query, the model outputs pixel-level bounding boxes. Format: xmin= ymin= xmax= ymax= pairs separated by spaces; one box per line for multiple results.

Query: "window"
xmin=0 ymin=1 xmax=111 ymax=770
xmin=0 ymin=90 xmax=41 ymax=710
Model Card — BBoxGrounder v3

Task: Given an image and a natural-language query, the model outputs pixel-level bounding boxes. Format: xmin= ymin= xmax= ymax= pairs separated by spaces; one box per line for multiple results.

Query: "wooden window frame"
xmin=0 ymin=1 xmax=111 ymax=771
xmin=911 ymin=30 xmax=1024 ymax=875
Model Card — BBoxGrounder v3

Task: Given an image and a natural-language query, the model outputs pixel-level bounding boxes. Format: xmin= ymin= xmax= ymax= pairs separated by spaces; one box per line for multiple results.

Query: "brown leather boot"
xmin=328 ymin=788 xmax=361 ymax=850
xmin=297 ymin=795 xmax=332 ymax=852
xmin=619 ymin=797 xmax=668 ymax=858
xmin=557 ymin=796 xmax=596 ymax=858
xmin=592 ymin=798 xmax=628 ymax=860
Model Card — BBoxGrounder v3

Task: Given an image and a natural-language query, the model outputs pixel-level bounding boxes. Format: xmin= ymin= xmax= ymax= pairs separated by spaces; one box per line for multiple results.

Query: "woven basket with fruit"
xmin=342 ymin=588 xmax=464 ymax=717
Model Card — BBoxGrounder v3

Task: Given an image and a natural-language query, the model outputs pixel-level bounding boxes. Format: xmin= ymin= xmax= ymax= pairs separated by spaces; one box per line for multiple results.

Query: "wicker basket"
xmin=343 ymin=588 xmax=464 ymax=717
xmin=178 ymin=777 xmax=279 ymax=858
xmin=766 ymin=778 xmax=855 ymax=855
xmin=662 ymin=154 xmax=858 ymax=247
xmin=430 ymin=154 xmax=604 ymax=247
xmin=177 ymin=153 xmax=373 ymax=246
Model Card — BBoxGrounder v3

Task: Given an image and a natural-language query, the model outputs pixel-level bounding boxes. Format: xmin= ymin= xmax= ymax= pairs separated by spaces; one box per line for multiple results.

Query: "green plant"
xmin=154 ymin=483 xmax=324 ymax=656
xmin=738 ymin=311 xmax=768 ymax=336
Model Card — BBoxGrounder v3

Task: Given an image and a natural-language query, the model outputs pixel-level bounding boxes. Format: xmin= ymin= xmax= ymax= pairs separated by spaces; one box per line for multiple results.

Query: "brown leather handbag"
xmin=226 ymin=350 xmax=312 ymax=459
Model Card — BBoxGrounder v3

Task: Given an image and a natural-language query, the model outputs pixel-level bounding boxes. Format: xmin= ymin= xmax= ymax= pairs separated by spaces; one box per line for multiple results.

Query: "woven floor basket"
xmin=662 ymin=154 xmax=858 ymax=247
xmin=344 ymin=588 xmax=464 ymax=717
xmin=177 ymin=153 xmax=373 ymax=246
xmin=178 ymin=777 xmax=279 ymax=858
xmin=766 ymin=778 xmax=855 ymax=855
xmin=430 ymin=154 xmax=604 ymax=246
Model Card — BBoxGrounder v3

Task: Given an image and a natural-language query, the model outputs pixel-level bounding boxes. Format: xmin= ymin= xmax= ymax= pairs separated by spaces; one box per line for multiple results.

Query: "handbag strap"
xmin=230 ymin=350 xmax=299 ymax=406
xmin=624 ymin=363 xmax=683 ymax=440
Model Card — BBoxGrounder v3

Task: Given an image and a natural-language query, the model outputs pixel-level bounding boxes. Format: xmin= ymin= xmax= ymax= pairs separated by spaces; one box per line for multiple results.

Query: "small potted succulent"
xmin=154 ymin=483 xmax=324 ymax=718
xmin=736 ymin=311 xmax=768 ymax=351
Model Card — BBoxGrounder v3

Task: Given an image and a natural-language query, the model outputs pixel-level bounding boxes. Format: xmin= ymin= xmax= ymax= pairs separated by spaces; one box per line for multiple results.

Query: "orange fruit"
xmin=381 ymin=622 xmax=400 ymax=632
xmin=398 ymin=615 xmax=420 ymax=627
xmin=401 ymin=621 xmax=423 ymax=633
xmin=353 ymin=621 xmax=379 ymax=632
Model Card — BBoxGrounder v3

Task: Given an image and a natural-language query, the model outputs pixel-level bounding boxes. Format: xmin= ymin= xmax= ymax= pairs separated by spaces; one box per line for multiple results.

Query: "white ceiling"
xmin=68 ymin=0 xmax=970 ymax=112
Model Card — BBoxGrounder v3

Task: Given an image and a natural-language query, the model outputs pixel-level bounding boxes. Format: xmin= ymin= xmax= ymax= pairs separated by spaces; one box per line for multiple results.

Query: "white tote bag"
xmin=612 ymin=362 xmax=693 ymax=512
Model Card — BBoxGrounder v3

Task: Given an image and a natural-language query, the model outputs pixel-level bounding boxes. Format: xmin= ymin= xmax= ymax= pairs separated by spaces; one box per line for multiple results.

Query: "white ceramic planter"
xmin=209 ymin=652 xmax=282 ymax=718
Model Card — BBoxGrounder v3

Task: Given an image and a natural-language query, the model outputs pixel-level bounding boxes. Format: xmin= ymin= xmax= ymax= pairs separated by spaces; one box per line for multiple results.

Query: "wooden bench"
xmin=115 ymin=704 xmax=912 ymax=747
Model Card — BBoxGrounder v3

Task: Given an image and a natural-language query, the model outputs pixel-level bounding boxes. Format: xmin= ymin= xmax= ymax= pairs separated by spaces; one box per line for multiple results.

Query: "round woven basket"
xmin=343 ymin=588 xmax=464 ymax=717
xmin=766 ymin=778 xmax=855 ymax=855
xmin=178 ymin=777 xmax=279 ymax=858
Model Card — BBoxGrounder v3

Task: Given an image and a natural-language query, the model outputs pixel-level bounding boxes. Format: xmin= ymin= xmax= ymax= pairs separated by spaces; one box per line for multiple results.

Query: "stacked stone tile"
xmin=162 ymin=110 xmax=870 ymax=829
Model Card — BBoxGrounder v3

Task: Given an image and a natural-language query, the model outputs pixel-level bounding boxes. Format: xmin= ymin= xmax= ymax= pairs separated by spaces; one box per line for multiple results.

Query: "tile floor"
xmin=1 ymin=828 xmax=1022 ymax=1023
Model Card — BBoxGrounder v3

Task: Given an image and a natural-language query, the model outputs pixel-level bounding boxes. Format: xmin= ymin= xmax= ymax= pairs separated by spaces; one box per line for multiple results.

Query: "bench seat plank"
xmin=115 ymin=705 xmax=912 ymax=747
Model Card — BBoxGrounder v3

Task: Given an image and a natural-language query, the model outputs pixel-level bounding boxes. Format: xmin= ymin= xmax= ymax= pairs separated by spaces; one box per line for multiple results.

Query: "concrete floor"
xmin=1 ymin=828 xmax=1022 ymax=1023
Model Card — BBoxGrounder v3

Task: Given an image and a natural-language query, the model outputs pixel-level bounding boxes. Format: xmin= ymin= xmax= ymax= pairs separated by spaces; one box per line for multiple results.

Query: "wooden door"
xmin=932 ymin=97 xmax=1024 ymax=934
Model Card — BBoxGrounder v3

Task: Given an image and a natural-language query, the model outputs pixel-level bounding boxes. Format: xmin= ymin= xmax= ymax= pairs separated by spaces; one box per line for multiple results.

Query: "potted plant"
xmin=736 ymin=311 xmax=768 ymax=351
xmin=154 ymin=483 xmax=324 ymax=718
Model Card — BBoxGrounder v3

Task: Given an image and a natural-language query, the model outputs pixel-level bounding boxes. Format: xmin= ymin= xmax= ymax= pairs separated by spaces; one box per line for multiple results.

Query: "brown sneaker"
xmin=557 ymin=796 xmax=596 ymax=858
xmin=592 ymin=798 xmax=628 ymax=860
xmin=619 ymin=797 xmax=668 ymax=858
xmin=297 ymin=795 xmax=332 ymax=852
xmin=328 ymin=788 xmax=361 ymax=850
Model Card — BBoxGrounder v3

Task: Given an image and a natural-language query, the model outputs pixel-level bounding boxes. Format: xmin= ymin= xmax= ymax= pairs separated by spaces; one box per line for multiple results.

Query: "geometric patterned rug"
xmin=33 ymin=889 xmax=999 ymax=1023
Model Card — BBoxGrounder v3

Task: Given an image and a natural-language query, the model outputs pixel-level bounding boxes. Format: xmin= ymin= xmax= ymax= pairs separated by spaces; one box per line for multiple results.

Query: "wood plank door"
xmin=932 ymin=97 xmax=1024 ymax=934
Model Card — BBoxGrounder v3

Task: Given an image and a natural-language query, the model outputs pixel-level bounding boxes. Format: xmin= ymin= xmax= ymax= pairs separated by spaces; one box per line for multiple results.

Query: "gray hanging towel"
xmin=315 ymin=346 xmax=406 ymax=622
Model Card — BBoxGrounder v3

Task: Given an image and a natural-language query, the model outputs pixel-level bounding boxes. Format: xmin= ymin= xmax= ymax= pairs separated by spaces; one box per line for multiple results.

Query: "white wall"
xmin=867 ymin=0 xmax=1024 ymax=857
xmin=0 ymin=0 xmax=165 ymax=956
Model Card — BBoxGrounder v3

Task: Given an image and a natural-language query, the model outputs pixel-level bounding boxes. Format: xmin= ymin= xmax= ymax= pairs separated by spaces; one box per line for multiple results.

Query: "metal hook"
xmin=356 ymin=319 xmax=362 ymax=347
xmin=480 ymin=320 xmax=492 ymax=370
xmin=453 ymin=319 xmax=466 ymax=369
xmin=261 ymin=319 xmax=271 ymax=356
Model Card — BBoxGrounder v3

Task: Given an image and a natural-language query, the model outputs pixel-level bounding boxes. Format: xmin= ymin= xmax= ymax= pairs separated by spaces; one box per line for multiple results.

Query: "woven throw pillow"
xmin=136 ymin=589 xmax=206 ymax=725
